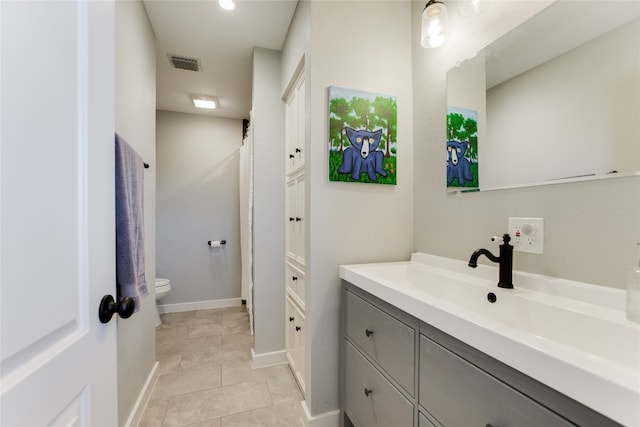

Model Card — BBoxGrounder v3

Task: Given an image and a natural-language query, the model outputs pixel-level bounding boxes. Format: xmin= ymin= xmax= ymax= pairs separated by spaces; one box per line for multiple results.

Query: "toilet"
xmin=154 ymin=277 xmax=171 ymax=326
xmin=155 ymin=278 xmax=171 ymax=301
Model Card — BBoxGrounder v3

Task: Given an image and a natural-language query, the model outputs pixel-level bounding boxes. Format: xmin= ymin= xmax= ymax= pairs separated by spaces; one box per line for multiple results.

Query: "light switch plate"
xmin=508 ymin=217 xmax=544 ymax=254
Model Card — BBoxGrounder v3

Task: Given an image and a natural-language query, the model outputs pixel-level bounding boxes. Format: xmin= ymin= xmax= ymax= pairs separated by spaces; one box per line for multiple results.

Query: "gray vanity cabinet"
xmin=341 ymin=281 xmax=621 ymax=427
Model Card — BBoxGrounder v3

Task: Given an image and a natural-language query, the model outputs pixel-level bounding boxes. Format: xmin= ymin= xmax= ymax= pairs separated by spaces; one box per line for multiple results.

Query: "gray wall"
xmin=411 ymin=0 xmax=640 ymax=289
xmin=251 ymin=48 xmax=286 ymax=356
xmin=156 ymin=111 xmax=243 ymax=305
xmin=279 ymin=1 xmax=415 ymax=417
xmin=114 ymin=1 xmax=157 ymax=425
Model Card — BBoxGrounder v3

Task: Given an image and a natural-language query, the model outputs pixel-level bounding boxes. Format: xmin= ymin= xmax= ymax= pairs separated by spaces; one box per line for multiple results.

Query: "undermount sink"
xmin=339 ymin=253 xmax=640 ymax=426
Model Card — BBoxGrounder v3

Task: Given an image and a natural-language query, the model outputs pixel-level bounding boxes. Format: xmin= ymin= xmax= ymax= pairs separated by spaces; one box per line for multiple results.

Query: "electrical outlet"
xmin=508 ymin=217 xmax=544 ymax=254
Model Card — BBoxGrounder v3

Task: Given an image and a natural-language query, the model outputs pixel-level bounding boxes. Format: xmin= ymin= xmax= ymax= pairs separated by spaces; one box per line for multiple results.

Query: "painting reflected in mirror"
xmin=447 ymin=1 xmax=639 ymax=192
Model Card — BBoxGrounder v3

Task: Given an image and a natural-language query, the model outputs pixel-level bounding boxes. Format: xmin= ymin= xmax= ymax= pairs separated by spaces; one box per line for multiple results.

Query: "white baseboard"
xmin=301 ymin=401 xmax=340 ymax=427
xmin=158 ymin=298 xmax=242 ymax=314
xmin=124 ymin=361 xmax=159 ymax=427
xmin=250 ymin=348 xmax=288 ymax=369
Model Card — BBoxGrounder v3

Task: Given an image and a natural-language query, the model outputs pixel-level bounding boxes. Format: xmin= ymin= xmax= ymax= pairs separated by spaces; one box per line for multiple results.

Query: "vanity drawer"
xmin=419 ymin=335 xmax=573 ymax=427
xmin=344 ymin=340 xmax=413 ymax=427
xmin=344 ymin=290 xmax=415 ymax=395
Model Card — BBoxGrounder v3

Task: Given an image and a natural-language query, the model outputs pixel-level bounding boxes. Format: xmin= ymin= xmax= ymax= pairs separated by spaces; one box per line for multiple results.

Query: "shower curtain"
xmin=239 ymin=116 xmax=254 ymax=334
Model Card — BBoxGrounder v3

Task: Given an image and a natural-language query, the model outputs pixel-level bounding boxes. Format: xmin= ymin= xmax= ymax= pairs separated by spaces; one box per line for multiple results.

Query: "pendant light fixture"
xmin=421 ymin=0 xmax=451 ymax=48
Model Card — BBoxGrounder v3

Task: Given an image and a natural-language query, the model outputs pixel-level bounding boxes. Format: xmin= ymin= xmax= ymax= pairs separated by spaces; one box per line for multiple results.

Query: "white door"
xmin=1 ymin=1 xmax=117 ymax=425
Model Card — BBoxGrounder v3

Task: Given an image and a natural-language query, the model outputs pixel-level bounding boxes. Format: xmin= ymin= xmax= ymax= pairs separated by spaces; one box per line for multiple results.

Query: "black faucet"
xmin=468 ymin=234 xmax=514 ymax=289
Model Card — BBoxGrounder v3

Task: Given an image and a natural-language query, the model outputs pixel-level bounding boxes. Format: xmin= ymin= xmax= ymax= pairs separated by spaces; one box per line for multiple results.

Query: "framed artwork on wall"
xmin=328 ymin=86 xmax=397 ymax=185
xmin=447 ymin=106 xmax=479 ymax=190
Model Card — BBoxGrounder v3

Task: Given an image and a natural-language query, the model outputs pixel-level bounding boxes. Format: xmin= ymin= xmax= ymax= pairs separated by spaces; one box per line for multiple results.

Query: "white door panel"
xmin=1 ymin=1 xmax=117 ymax=425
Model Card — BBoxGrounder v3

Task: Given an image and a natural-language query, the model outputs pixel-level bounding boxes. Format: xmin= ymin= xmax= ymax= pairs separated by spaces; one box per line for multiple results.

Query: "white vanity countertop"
xmin=339 ymin=253 xmax=640 ymax=426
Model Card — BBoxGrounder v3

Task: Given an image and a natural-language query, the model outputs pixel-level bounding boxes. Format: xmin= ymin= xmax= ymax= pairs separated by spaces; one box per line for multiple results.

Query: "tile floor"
xmin=139 ymin=306 xmax=304 ymax=427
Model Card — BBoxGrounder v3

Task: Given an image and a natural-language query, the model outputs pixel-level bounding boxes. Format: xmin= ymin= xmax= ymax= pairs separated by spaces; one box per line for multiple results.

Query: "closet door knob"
xmin=365 ymin=329 xmax=374 ymax=337
xmin=364 ymin=388 xmax=372 ymax=397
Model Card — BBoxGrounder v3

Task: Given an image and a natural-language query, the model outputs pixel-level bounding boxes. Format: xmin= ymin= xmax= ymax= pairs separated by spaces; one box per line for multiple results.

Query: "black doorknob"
xmin=99 ymin=295 xmax=135 ymax=323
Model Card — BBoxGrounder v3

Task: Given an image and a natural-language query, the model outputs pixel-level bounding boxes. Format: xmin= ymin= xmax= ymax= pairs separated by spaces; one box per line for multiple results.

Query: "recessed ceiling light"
xmin=190 ymin=94 xmax=218 ymax=110
xmin=219 ymin=0 xmax=235 ymax=11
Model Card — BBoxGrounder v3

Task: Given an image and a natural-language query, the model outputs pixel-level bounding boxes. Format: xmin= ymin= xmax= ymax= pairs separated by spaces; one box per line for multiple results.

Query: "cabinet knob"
xmin=295 ymin=148 xmax=301 ymax=153
xmin=289 ymin=154 xmax=295 ymax=159
xmin=365 ymin=329 xmax=374 ymax=337
xmin=295 ymin=326 xmax=301 ymax=331
xmin=295 ymin=217 xmax=301 ymax=222
xmin=364 ymin=388 xmax=372 ymax=397
xmin=292 ymin=276 xmax=298 ymax=281
xmin=289 ymin=217 xmax=295 ymax=222
xmin=289 ymin=316 xmax=295 ymax=322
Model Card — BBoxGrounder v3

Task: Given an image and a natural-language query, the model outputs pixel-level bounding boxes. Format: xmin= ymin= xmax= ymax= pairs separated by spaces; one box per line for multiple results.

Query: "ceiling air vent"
xmin=167 ymin=54 xmax=201 ymax=72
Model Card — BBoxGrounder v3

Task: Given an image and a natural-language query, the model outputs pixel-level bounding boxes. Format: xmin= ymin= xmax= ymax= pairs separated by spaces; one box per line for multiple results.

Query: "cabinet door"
xmin=294 ymin=173 xmax=305 ymax=265
xmin=285 ymin=296 xmax=305 ymax=397
xmin=285 ymin=75 xmax=305 ymax=173
xmin=294 ymin=78 xmax=305 ymax=169
xmin=285 ymin=173 xmax=305 ymax=266
xmin=419 ymin=335 xmax=573 ymax=427
xmin=285 ymin=176 xmax=297 ymax=262
xmin=285 ymin=297 xmax=297 ymax=370
xmin=290 ymin=299 xmax=306 ymax=395
xmin=285 ymin=85 xmax=298 ymax=174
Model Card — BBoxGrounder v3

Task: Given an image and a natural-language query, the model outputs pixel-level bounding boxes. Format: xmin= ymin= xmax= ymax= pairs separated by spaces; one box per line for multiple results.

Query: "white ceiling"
xmin=143 ymin=0 xmax=298 ymax=120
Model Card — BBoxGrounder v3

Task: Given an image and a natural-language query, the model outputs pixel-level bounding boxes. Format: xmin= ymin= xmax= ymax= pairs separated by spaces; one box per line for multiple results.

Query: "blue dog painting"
xmin=447 ymin=140 xmax=474 ymax=186
xmin=338 ymin=127 xmax=388 ymax=182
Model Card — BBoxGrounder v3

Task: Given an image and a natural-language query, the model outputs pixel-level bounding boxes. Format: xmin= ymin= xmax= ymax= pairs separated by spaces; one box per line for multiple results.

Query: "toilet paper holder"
xmin=208 ymin=240 xmax=227 ymax=247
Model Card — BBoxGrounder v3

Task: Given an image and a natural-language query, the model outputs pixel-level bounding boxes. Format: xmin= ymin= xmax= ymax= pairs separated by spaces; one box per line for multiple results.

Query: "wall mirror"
xmin=446 ymin=1 xmax=639 ymax=192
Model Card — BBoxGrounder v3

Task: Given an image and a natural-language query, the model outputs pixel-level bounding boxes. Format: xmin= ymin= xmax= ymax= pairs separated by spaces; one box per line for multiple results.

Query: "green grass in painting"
xmin=329 ymin=151 xmax=397 ymax=185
